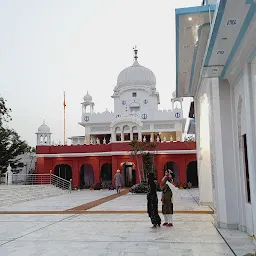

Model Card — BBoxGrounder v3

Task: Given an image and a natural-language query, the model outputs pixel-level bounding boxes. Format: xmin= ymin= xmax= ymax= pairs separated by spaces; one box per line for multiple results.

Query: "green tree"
xmin=129 ymin=140 xmax=157 ymax=182
xmin=129 ymin=140 xmax=145 ymax=183
xmin=0 ymin=97 xmax=30 ymax=173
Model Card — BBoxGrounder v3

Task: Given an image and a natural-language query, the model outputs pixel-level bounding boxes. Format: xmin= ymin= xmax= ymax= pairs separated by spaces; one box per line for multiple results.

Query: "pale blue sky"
xmin=0 ymin=0 xmax=201 ymax=146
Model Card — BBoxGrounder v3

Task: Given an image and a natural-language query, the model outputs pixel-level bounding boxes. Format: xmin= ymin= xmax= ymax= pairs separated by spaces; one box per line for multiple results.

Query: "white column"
xmin=130 ymin=131 xmax=133 ymax=141
xmin=5 ymin=164 xmax=13 ymax=185
xmin=37 ymin=135 xmax=40 ymax=145
xmin=121 ymin=132 xmax=124 ymax=141
xmin=138 ymin=129 xmax=142 ymax=141
xmin=195 ymin=86 xmax=213 ymax=205
xmin=150 ymin=132 xmax=154 ymax=142
xmin=244 ymin=63 xmax=256 ymax=235
xmin=111 ymin=127 xmax=116 ymax=142
xmin=211 ymin=78 xmax=238 ymax=229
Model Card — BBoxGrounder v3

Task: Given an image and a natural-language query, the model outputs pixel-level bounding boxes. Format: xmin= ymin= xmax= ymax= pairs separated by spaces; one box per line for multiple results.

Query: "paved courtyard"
xmin=0 ymin=188 xmax=255 ymax=255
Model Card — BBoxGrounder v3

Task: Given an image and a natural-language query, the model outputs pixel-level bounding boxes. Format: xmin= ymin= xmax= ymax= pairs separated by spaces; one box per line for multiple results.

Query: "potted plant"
xmin=187 ymin=182 xmax=192 ymax=189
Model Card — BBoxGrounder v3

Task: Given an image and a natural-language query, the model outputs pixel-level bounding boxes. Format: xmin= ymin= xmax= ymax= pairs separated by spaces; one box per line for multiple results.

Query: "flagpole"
xmin=64 ymin=91 xmax=66 ymax=145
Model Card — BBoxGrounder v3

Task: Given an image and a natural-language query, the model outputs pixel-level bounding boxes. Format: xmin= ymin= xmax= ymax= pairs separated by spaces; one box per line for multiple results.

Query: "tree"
xmin=0 ymin=97 xmax=12 ymax=125
xmin=0 ymin=97 xmax=30 ymax=173
xmin=129 ymin=140 xmax=145 ymax=183
xmin=142 ymin=142 xmax=157 ymax=180
xmin=129 ymin=140 xmax=157 ymax=182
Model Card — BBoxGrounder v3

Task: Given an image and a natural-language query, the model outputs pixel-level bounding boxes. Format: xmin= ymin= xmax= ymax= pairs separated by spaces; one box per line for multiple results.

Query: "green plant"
xmin=187 ymin=182 xmax=192 ymax=188
xmin=129 ymin=140 xmax=157 ymax=182
xmin=142 ymin=152 xmax=157 ymax=180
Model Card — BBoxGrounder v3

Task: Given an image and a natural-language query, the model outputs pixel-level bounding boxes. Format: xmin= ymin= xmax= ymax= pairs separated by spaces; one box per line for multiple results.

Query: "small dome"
xmin=117 ymin=60 xmax=156 ymax=87
xmin=37 ymin=122 xmax=51 ymax=133
xmin=83 ymin=91 xmax=92 ymax=102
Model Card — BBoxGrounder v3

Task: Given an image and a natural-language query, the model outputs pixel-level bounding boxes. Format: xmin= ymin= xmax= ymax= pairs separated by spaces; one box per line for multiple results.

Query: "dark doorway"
xmin=164 ymin=161 xmax=179 ymax=184
xmin=54 ymin=164 xmax=72 ymax=181
xmin=101 ymin=163 xmax=112 ymax=185
xmin=122 ymin=162 xmax=136 ymax=187
xmin=80 ymin=164 xmax=94 ymax=188
xmin=243 ymin=134 xmax=251 ymax=203
xmin=186 ymin=161 xmax=198 ymax=187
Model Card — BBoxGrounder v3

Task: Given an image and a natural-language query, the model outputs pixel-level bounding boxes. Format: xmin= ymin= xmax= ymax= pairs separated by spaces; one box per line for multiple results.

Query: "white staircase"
xmin=0 ymin=185 xmax=68 ymax=207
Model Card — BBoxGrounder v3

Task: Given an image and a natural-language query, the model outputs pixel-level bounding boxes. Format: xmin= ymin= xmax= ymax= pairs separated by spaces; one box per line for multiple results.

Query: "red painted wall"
xmin=36 ymin=142 xmax=197 ymax=187
xmin=36 ymin=141 xmax=196 ymax=154
xmin=36 ymin=156 xmax=197 ymax=187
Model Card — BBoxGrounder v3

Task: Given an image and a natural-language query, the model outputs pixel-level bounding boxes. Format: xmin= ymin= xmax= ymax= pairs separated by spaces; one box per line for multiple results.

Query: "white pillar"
xmin=130 ymin=131 xmax=133 ymax=141
xmin=111 ymin=129 xmax=116 ymax=142
xmin=211 ymin=78 xmax=238 ymax=229
xmin=138 ymin=130 xmax=142 ymax=141
xmin=121 ymin=132 xmax=124 ymax=142
xmin=5 ymin=164 xmax=13 ymax=185
xmin=195 ymin=88 xmax=213 ymax=205
xmin=243 ymin=63 xmax=256 ymax=235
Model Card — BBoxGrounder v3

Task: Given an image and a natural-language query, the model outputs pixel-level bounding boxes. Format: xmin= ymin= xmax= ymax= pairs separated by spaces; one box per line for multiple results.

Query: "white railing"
xmin=10 ymin=173 xmax=72 ymax=193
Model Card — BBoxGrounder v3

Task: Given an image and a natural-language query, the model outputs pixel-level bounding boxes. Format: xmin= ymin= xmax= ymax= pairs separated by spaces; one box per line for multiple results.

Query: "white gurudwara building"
xmin=36 ymin=48 xmax=197 ymax=190
xmin=69 ymin=48 xmax=185 ymax=145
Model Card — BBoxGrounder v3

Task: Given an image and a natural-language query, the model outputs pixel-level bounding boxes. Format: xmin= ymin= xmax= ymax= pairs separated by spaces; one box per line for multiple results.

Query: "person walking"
xmin=147 ymin=172 xmax=161 ymax=228
xmin=114 ymin=169 xmax=123 ymax=193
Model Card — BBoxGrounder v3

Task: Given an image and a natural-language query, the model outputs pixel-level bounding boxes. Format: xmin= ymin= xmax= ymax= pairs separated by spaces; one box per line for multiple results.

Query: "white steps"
xmin=0 ymin=185 xmax=69 ymax=207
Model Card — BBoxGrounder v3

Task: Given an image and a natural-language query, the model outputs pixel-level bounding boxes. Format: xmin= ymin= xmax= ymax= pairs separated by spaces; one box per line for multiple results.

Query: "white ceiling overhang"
xmin=175 ymin=5 xmax=216 ymax=97
xmin=200 ymin=0 xmax=256 ymax=88
xmin=176 ymin=0 xmax=256 ymax=97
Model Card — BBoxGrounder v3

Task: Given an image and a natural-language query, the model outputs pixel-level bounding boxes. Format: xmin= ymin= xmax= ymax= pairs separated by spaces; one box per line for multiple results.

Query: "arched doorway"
xmin=123 ymin=125 xmax=130 ymax=141
xmin=186 ymin=161 xmax=198 ymax=187
xmin=122 ymin=162 xmax=136 ymax=187
xmin=101 ymin=163 xmax=112 ymax=185
xmin=115 ymin=127 xmax=121 ymax=141
xmin=164 ymin=161 xmax=179 ymax=184
xmin=80 ymin=164 xmax=94 ymax=189
xmin=54 ymin=164 xmax=72 ymax=181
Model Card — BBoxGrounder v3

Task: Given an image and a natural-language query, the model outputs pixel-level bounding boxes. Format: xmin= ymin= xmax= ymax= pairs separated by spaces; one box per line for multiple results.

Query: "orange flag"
xmin=63 ymin=92 xmax=66 ymax=108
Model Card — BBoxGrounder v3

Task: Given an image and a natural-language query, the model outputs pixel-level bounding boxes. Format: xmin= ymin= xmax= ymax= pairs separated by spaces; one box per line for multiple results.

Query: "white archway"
xmin=110 ymin=116 xmax=143 ymax=142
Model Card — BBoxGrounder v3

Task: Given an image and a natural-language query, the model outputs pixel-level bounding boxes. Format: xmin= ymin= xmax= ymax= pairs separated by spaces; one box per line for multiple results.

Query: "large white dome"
xmin=117 ymin=60 xmax=156 ymax=87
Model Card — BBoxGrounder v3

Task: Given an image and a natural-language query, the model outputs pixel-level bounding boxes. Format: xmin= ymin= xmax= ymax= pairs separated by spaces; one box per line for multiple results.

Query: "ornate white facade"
xmin=70 ymin=48 xmax=185 ymax=145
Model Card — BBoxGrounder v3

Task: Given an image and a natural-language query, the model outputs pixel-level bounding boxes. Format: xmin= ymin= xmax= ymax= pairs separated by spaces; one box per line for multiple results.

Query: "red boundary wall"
xmin=36 ymin=142 xmax=197 ymax=187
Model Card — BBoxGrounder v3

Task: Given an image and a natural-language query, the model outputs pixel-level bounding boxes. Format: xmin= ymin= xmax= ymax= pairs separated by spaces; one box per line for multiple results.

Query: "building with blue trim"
xmin=176 ymin=0 xmax=256 ymax=237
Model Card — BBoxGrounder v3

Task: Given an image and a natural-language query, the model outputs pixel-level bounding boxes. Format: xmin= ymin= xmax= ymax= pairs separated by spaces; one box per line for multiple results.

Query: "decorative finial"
xmin=133 ymin=45 xmax=138 ymax=61
xmin=43 ymin=119 xmax=45 ymax=124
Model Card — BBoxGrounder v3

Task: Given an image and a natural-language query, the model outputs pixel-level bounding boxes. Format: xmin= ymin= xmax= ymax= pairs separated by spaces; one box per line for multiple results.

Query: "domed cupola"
xmin=83 ymin=91 xmax=92 ymax=103
xmin=116 ymin=47 xmax=156 ymax=88
xmin=36 ymin=121 xmax=52 ymax=145
xmin=37 ymin=121 xmax=51 ymax=133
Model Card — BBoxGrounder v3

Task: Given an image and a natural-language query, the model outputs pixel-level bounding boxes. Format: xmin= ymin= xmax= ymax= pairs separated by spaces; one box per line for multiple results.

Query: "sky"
xmin=0 ymin=0 xmax=201 ymax=146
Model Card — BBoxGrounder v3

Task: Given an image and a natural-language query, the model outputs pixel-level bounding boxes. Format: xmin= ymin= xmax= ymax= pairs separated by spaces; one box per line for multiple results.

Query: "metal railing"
xmin=10 ymin=173 xmax=72 ymax=193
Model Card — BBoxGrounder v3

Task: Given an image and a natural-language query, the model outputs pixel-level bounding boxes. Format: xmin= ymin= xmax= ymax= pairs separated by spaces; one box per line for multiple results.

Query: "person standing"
xmin=161 ymin=169 xmax=177 ymax=227
xmin=114 ymin=169 xmax=123 ymax=193
xmin=147 ymin=172 xmax=161 ymax=228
